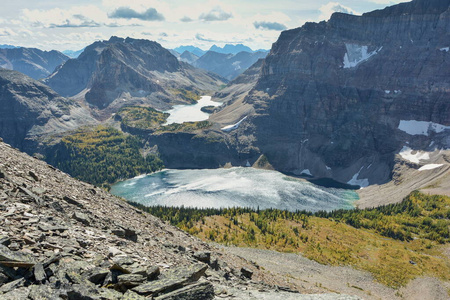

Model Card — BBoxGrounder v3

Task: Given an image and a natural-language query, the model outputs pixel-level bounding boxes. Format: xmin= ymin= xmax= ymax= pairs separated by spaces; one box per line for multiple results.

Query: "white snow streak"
xmin=398 ymin=120 xmax=450 ymax=136
xmin=343 ymin=44 xmax=381 ymax=68
xmin=347 ymin=167 xmax=369 ymax=188
xmin=399 ymin=146 xmax=430 ymax=164
xmin=221 ymin=116 xmax=248 ymax=132
xmin=418 ymin=164 xmax=444 ymax=171
xmin=300 ymin=169 xmax=312 ymax=176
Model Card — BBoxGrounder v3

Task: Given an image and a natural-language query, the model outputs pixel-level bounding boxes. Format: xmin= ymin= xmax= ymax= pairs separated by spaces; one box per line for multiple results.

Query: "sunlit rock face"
xmin=232 ymin=0 xmax=450 ymax=186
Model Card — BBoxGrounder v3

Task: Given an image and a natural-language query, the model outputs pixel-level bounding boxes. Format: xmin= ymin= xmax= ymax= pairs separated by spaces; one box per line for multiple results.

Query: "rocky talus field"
xmin=0 ymin=139 xmax=362 ymax=299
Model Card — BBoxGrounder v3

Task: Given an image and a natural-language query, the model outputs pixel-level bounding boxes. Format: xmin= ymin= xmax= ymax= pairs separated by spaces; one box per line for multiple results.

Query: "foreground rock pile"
xmin=0 ymin=139 xmax=275 ymax=299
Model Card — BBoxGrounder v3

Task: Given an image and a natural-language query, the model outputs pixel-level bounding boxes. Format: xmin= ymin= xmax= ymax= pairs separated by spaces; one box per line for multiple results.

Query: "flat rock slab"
xmin=132 ymin=264 xmax=208 ymax=296
xmin=122 ymin=290 xmax=147 ymax=300
xmin=0 ymin=245 xmax=34 ymax=265
xmin=154 ymin=281 xmax=214 ymax=300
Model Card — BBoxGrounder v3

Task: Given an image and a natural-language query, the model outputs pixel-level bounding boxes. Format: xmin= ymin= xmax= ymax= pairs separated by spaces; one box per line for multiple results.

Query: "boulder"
xmin=132 ymin=264 xmax=208 ymax=296
xmin=193 ymin=251 xmax=211 ymax=264
xmin=154 ymin=281 xmax=214 ymax=300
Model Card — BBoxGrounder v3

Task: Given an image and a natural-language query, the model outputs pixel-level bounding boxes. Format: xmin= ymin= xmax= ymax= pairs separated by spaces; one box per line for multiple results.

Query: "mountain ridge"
xmin=0 ymin=47 xmax=68 ymax=80
xmin=44 ymin=37 xmax=226 ymax=119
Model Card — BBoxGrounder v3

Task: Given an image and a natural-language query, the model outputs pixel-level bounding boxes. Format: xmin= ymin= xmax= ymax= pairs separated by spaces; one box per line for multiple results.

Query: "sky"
xmin=0 ymin=0 xmax=406 ymax=52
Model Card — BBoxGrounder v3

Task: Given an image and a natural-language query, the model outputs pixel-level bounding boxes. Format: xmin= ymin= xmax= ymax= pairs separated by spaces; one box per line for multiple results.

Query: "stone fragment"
xmin=28 ymin=171 xmax=39 ymax=181
xmin=193 ymin=251 xmax=211 ymax=264
xmin=18 ymin=186 xmax=43 ymax=205
xmin=146 ymin=266 xmax=160 ymax=281
xmin=72 ymin=211 xmax=90 ymax=225
xmin=0 ymin=235 xmax=11 ymax=246
xmin=122 ymin=290 xmax=147 ymax=300
xmin=37 ymin=224 xmax=68 ymax=232
xmin=33 ymin=263 xmax=46 ymax=283
xmin=0 ymin=271 xmax=8 ymax=285
xmin=42 ymin=253 xmax=62 ymax=268
xmin=240 ymin=267 xmax=253 ymax=279
xmin=108 ymin=246 xmax=124 ymax=258
xmin=62 ymin=196 xmax=84 ymax=208
xmin=28 ymin=284 xmax=60 ymax=300
xmin=110 ymin=256 xmax=135 ymax=274
xmin=132 ymin=275 xmax=188 ymax=296
xmin=84 ymin=267 xmax=109 ymax=285
xmin=1 ymin=286 xmax=30 ymax=299
xmin=132 ymin=264 xmax=208 ymax=296
xmin=0 ymin=244 xmax=34 ymax=265
xmin=112 ymin=226 xmax=138 ymax=242
xmin=117 ymin=273 xmax=146 ymax=289
xmin=0 ymin=278 xmax=25 ymax=293
xmin=154 ymin=281 xmax=215 ymax=300
xmin=47 ymin=201 xmax=64 ymax=213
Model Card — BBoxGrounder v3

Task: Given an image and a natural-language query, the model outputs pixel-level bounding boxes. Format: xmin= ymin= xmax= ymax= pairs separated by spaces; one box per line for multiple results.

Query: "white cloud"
xmin=22 ymin=6 xmax=108 ymax=28
xmin=199 ymin=6 xmax=233 ymax=21
xmin=0 ymin=27 xmax=16 ymax=37
xmin=319 ymin=2 xmax=359 ymax=21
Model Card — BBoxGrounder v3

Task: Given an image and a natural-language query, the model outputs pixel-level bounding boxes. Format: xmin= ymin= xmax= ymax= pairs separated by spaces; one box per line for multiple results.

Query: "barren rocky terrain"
xmin=0 ymin=139 xmax=363 ymax=299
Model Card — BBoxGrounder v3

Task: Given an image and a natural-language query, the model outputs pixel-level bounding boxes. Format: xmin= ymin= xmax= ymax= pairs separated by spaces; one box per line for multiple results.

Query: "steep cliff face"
xmin=224 ymin=0 xmax=450 ymax=185
xmin=44 ymin=37 xmax=226 ymax=117
xmin=0 ymin=47 xmax=68 ymax=80
xmin=0 ymin=69 xmax=96 ymax=154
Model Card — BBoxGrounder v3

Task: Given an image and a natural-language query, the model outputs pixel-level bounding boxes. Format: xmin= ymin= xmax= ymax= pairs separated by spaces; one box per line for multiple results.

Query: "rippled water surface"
xmin=110 ymin=168 xmax=358 ymax=212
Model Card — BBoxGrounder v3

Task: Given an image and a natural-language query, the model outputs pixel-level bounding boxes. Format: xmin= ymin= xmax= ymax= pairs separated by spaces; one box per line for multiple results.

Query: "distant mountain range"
xmin=0 ymin=44 xmax=19 ymax=49
xmin=0 ymin=47 xmax=68 ymax=80
xmin=173 ymin=46 xmax=206 ymax=57
xmin=193 ymin=51 xmax=268 ymax=80
xmin=62 ymin=49 xmax=84 ymax=58
xmin=174 ymin=44 xmax=269 ymax=56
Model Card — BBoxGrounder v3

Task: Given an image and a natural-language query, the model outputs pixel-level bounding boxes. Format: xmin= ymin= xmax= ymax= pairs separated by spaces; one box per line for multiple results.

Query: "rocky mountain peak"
xmin=44 ymin=36 xmax=224 ymax=115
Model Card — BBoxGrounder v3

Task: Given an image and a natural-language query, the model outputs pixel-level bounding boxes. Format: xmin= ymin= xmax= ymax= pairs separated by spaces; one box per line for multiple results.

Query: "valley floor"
xmin=221 ymin=246 xmax=450 ymax=300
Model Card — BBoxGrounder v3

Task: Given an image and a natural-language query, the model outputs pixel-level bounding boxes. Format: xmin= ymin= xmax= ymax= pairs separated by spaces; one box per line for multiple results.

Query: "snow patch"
xmin=221 ymin=116 xmax=248 ymax=132
xmin=300 ymin=169 xmax=312 ymax=176
xmin=418 ymin=164 xmax=444 ymax=171
xmin=343 ymin=44 xmax=381 ymax=68
xmin=440 ymin=47 xmax=449 ymax=52
xmin=326 ymin=166 xmax=331 ymax=171
xmin=347 ymin=167 xmax=369 ymax=188
xmin=385 ymin=90 xmax=391 ymax=94
xmin=399 ymin=146 xmax=430 ymax=164
xmin=398 ymin=120 xmax=450 ymax=136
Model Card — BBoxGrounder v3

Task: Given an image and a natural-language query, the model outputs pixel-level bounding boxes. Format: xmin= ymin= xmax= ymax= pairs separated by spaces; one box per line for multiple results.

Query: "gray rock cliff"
xmin=212 ymin=0 xmax=450 ymax=186
xmin=0 ymin=69 xmax=96 ymax=154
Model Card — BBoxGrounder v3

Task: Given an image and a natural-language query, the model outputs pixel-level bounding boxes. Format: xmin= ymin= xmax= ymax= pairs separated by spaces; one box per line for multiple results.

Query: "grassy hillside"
xmin=132 ymin=192 xmax=450 ymax=287
xmin=47 ymin=126 xmax=163 ymax=187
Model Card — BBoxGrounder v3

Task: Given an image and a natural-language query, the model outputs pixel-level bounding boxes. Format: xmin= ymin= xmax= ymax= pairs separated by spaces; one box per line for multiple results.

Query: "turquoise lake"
xmin=110 ymin=167 xmax=358 ymax=212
